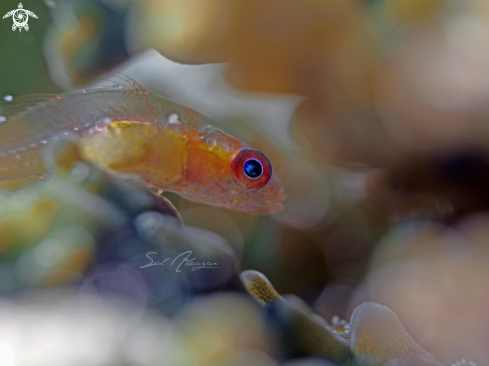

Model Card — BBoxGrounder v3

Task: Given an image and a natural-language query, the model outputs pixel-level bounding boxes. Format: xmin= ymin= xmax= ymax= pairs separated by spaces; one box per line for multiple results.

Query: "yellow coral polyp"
xmin=138 ymin=0 xmax=231 ymax=63
xmin=136 ymin=0 xmax=377 ymax=100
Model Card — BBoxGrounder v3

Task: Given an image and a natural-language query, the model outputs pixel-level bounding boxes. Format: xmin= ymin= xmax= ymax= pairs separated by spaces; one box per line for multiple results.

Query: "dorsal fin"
xmin=0 ymin=76 xmax=165 ymax=187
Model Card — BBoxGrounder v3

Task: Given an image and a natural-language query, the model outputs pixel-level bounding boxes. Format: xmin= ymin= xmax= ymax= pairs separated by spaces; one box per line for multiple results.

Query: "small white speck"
xmin=29 ymin=143 xmax=36 ymax=148
xmin=63 ymin=132 xmax=69 ymax=135
xmin=3 ymin=95 xmax=13 ymax=102
xmin=40 ymin=140 xmax=47 ymax=144
xmin=79 ymin=89 xmax=86 ymax=93
xmin=168 ymin=113 xmax=181 ymax=124
xmin=52 ymin=136 xmax=58 ymax=140
xmin=73 ymin=127 xmax=79 ymax=131
xmin=102 ymin=117 xmax=112 ymax=125
xmin=0 ymin=116 xmax=6 ymax=124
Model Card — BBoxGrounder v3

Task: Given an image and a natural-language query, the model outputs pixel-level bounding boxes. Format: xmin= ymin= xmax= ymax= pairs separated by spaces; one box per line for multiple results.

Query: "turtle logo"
xmin=3 ymin=3 xmax=38 ymax=32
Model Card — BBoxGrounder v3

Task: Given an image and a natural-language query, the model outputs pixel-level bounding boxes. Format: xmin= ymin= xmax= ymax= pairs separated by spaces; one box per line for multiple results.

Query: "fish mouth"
xmin=251 ymin=200 xmax=285 ymax=214
xmin=178 ymin=175 xmax=287 ymax=214
xmin=233 ymin=185 xmax=287 ymax=215
xmin=180 ymin=187 xmax=286 ymax=214
xmin=177 ymin=192 xmax=286 ymax=214
xmin=260 ymin=191 xmax=287 ymax=213
xmin=243 ymin=176 xmax=287 ymax=214
xmin=224 ymin=199 xmax=284 ymax=215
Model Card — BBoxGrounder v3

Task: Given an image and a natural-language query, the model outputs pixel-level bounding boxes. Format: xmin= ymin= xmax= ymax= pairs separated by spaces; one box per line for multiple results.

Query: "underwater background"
xmin=0 ymin=0 xmax=488 ymax=365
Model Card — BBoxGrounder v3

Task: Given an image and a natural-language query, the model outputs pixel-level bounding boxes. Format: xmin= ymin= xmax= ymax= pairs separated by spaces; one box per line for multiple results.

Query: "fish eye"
xmin=243 ymin=159 xmax=263 ymax=179
xmin=231 ymin=149 xmax=272 ymax=189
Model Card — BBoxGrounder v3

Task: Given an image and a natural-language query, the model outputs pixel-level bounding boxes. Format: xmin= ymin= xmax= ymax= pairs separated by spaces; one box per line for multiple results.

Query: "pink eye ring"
xmin=231 ymin=149 xmax=272 ymax=189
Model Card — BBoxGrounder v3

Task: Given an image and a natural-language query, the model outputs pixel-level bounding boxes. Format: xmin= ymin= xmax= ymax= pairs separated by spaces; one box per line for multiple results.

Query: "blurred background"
xmin=1 ymin=0 xmax=489 ymax=365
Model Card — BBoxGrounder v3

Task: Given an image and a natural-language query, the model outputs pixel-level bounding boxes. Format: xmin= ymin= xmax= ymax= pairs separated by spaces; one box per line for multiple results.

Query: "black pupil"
xmin=243 ymin=159 xmax=263 ymax=179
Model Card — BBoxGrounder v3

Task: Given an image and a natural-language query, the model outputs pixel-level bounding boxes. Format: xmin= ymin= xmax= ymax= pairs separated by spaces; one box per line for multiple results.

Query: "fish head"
xmin=182 ymin=126 xmax=286 ymax=214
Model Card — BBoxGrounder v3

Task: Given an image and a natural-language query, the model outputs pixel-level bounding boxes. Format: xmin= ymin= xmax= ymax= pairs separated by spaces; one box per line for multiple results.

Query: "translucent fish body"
xmin=0 ymin=79 xmax=285 ymax=214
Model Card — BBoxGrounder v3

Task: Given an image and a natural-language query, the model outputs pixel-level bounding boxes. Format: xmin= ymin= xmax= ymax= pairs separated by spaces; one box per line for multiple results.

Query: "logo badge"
xmin=3 ymin=3 xmax=38 ymax=32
